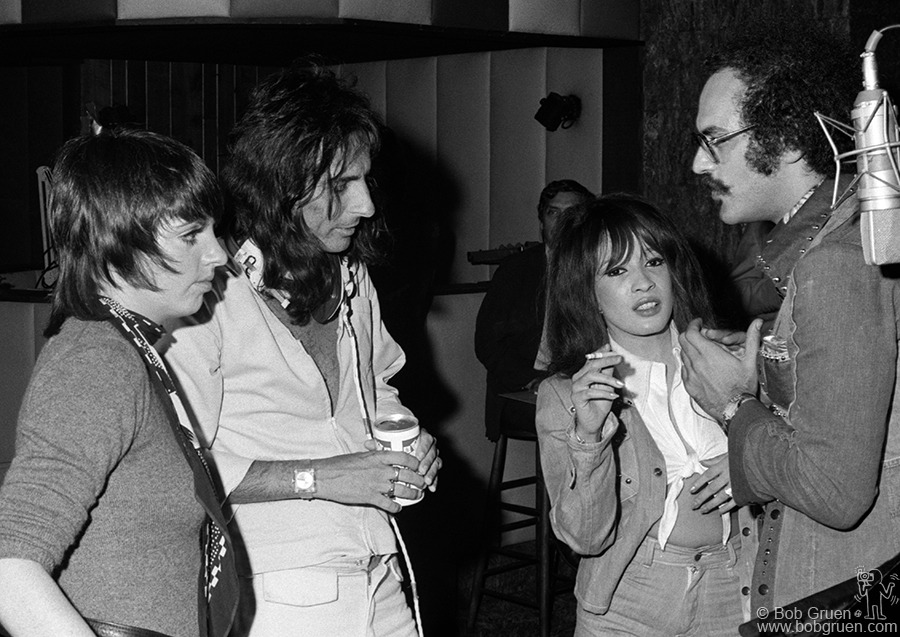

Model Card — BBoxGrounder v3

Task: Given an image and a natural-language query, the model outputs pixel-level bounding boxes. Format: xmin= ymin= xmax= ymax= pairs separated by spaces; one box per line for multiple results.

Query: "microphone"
xmin=852 ymin=27 xmax=900 ymax=265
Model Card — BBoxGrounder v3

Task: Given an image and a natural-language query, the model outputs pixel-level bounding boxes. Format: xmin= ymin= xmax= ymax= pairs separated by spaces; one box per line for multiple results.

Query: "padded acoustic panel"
xmin=545 ymin=47 xmax=603 ymax=195
xmin=344 ymin=47 xmax=606 ymax=282
xmin=339 ymin=0 xmax=431 ymax=25
xmin=509 ymin=0 xmax=581 ymax=35
xmin=509 ymin=0 xmax=640 ymax=38
xmin=432 ymin=0 xmax=507 ymax=31
xmin=341 ymin=61 xmax=387 ymax=119
xmin=385 ymin=57 xmax=437 ymax=162
xmin=0 ymin=1 xmax=20 ymax=24
xmin=1 ymin=0 xmax=115 ymax=24
xmin=581 ymin=0 xmax=640 ymax=39
xmin=230 ymin=0 xmax=338 ymax=18
xmin=338 ymin=48 xmax=608 ymax=284
xmin=437 ymin=53 xmax=492 ymax=284
xmin=489 ymin=48 xmax=547 ymax=250
xmin=117 ymin=0 xmax=229 ymax=19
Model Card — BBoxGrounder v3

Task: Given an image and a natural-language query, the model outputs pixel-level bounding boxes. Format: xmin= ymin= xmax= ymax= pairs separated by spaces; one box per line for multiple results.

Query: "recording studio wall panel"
xmin=488 ymin=48 xmax=548 ymax=256
xmin=509 ymin=0 xmax=582 ymax=35
xmin=385 ymin=57 xmax=438 ymax=169
xmin=436 ymin=54 xmax=492 ymax=285
xmin=546 ymin=47 xmax=604 ymax=195
xmin=341 ymin=61 xmax=387 ymax=120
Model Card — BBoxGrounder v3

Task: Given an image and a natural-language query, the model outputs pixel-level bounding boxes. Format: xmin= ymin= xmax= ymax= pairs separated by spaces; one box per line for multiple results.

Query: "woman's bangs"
xmin=599 ymin=223 xmax=640 ymax=271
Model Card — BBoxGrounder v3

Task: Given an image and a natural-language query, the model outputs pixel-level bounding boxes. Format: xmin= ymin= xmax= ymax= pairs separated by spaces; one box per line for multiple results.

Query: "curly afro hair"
xmin=705 ymin=22 xmax=858 ymax=176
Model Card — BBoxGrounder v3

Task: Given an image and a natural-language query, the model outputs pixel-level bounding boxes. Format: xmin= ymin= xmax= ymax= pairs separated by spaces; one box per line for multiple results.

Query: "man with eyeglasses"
xmin=678 ymin=22 xmax=900 ymax=621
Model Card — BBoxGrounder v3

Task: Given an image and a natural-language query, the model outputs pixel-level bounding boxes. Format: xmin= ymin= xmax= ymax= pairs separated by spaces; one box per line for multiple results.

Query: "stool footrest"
xmin=500 ymin=501 xmax=538 ymax=516
xmin=499 ymin=516 xmax=537 ymax=532
xmin=500 ymin=476 xmax=537 ymax=490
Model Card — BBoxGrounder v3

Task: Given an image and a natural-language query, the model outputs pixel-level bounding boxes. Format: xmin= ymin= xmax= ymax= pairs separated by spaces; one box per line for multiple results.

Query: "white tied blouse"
xmin=610 ymin=325 xmax=730 ymax=550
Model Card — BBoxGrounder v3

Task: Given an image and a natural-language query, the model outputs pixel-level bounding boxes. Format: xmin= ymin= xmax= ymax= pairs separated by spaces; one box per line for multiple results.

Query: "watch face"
xmin=294 ymin=470 xmax=315 ymax=491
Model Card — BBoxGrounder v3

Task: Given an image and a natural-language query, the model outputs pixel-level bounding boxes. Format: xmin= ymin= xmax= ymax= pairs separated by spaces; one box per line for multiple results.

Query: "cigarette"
xmin=585 ymin=351 xmax=604 ymax=360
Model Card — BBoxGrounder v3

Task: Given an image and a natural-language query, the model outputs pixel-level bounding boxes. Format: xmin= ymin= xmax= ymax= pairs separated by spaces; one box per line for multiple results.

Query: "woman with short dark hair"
xmin=0 ymin=128 xmax=236 ymax=637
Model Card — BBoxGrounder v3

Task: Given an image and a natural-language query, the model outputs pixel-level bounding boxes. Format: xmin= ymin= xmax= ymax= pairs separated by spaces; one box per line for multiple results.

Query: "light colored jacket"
xmin=165 ymin=255 xmax=409 ymax=574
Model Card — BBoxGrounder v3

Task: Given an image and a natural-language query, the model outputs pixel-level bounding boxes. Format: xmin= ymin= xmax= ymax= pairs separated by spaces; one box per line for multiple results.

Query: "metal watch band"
xmin=722 ymin=392 xmax=756 ymax=430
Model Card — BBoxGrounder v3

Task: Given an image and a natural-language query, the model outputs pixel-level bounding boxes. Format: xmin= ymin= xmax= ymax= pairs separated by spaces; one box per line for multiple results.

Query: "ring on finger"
xmin=387 ymin=483 xmax=395 ymax=498
xmin=392 ymin=466 xmax=401 ymax=482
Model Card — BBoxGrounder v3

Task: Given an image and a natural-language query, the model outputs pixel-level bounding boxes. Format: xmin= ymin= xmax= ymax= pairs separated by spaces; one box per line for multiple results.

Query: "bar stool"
xmin=466 ymin=391 xmax=570 ymax=637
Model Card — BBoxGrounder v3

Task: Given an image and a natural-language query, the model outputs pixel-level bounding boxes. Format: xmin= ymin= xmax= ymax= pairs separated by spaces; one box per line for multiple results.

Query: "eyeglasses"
xmin=693 ymin=124 xmax=756 ymax=163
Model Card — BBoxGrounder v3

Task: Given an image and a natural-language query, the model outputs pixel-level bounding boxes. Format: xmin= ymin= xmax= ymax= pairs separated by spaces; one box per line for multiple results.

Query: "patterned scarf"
xmin=99 ymin=297 xmax=238 ymax=637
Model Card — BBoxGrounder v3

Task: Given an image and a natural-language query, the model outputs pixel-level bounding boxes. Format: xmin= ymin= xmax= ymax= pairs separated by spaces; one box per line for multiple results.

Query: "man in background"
xmin=474 ymin=179 xmax=592 ymax=440
xmin=679 ymin=22 xmax=900 ymax=616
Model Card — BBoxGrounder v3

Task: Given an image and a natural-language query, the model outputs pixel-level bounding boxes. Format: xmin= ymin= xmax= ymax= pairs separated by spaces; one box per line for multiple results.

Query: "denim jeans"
xmin=576 ymin=535 xmax=745 ymax=636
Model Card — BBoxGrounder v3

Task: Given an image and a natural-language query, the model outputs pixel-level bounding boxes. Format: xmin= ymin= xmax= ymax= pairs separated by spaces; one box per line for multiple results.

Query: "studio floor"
xmin=455 ymin=541 xmax=578 ymax=637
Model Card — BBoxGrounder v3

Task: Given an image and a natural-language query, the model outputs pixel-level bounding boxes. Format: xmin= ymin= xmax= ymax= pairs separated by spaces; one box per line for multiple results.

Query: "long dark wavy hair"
xmin=545 ymin=194 xmax=717 ymax=378
xmin=221 ymin=59 xmax=384 ymax=325
xmin=46 ymin=128 xmax=221 ymax=337
xmin=706 ymin=22 xmax=857 ymax=177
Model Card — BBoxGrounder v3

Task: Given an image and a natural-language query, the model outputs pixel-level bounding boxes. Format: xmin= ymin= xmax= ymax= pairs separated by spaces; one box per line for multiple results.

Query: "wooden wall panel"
xmin=110 ymin=59 xmax=127 ymax=114
xmin=489 ymin=48 xmax=547 ymax=250
xmin=126 ymin=60 xmax=147 ymax=127
xmin=233 ymin=65 xmax=258 ymax=122
xmin=145 ymin=61 xmax=171 ymax=135
xmin=202 ymin=64 xmax=218 ymax=172
xmin=82 ymin=59 xmax=112 ymax=116
xmin=0 ymin=67 xmax=30 ymax=270
xmin=545 ymin=47 xmax=604 ymax=195
xmin=170 ymin=62 xmax=203 ymax=156
xmin=216 ymin=65 xmax=236 ymax=170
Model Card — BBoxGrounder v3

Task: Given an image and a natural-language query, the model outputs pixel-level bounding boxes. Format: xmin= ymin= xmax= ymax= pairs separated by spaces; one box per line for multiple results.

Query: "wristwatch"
xmin=722 ymin=392 xmax=756 ymax=432
xmin=292 ymin=464 xmax=317 ymax=499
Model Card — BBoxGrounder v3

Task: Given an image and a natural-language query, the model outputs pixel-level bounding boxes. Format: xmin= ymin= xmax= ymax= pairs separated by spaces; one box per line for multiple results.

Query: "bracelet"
xmin=570 ymin=407 xmax=587 ymax=444
xmin=572 ymin=425 xmax=587 ymax=445
xmin=721 ymin=392 xmax=756 ymax=431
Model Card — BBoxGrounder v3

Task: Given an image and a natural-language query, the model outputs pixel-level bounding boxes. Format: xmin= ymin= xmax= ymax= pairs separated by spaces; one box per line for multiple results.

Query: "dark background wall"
xmin=640 ymin=0 xmax=900 ymax=275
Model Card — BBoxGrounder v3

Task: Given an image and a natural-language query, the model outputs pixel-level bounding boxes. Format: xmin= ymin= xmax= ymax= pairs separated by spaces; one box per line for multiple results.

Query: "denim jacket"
xmin=729 ymin=182 xmax=900 ymax=611
xmin=536 ymin=375 xmax=757 ymax=617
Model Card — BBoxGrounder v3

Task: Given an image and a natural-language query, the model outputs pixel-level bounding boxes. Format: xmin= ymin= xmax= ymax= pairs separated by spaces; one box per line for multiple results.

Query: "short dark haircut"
xmin=222 ymin=59 xmax=383 ymax=325
xmin=46 ymin=128 xmax=221 ymax=337
xmin=545 ymin=193 xmax=716 ymax=377
xmin=705 ymin=22 xmax=858 ymax=176
xmin=537 ymin=179 xmax=593 ymax=219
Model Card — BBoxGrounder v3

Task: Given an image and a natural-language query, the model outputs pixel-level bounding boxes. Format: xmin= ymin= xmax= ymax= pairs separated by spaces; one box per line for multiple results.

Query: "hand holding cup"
xmin=372 ymin=414 xmax=422 ymax=506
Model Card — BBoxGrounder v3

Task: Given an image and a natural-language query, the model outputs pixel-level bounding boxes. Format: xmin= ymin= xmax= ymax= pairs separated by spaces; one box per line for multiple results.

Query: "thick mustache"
xmin=700 ymin=174 xmax=729 ymax=195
